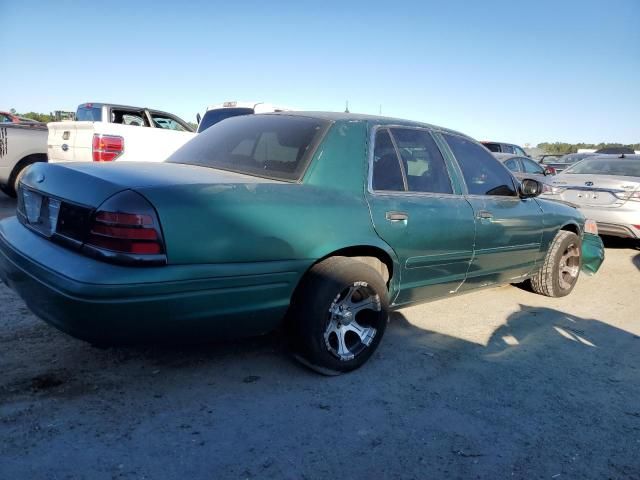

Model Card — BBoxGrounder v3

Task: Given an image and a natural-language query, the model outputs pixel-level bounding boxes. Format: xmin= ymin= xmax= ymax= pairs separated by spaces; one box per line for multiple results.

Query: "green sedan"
xmin=0 ymin=113 xmax=604 ymax=374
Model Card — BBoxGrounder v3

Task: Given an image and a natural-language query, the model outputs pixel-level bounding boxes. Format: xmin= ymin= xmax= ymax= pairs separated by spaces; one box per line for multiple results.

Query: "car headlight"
xmin=584 ymin=219 xmax=598 ymax=235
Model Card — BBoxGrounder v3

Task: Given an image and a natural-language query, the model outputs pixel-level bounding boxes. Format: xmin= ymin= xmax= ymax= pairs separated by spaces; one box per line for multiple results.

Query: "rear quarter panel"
xmin=535 ymin=197 xmax=584 ymax=261
xmin=0 ymin=125 xmax=48 ymax=182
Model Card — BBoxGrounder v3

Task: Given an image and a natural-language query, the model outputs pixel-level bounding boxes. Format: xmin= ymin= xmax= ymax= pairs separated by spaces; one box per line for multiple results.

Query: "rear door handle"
xmin=477 ymin=210 xmax=493 ymax=219
xmin=386 ymin=211 xmax=409 ymax=222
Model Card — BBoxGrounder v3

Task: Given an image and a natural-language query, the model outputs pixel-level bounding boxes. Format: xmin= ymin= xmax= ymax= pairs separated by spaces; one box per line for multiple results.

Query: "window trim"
xmin=438 ymin=131 xmax=521 ymax=199
xmin=367 ymin=125 xmax=458 ymax=198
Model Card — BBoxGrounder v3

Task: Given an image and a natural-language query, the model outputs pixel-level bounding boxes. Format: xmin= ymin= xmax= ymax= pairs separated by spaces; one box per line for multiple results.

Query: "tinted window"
xmin=76 ymin=105 xmax=102 ymax=121
xmin=168 ymin=114 xmax=328 ymax=181
xmin=198 ymin=108 xmax=254 ymax=132
xmin=444 ymin=134 xmax=517 ymax=196
xmin=502 ymin=144 xmax=516 ymax=154
xmin=504 ymin=158 xmax=521 ymax=172
xmin=482 ymin=142 xmax=501 ymax=152
xmin=522 ymin=158 xmax=544 ymax=174
xmin=372 ymin=129 xmax=404 ymax=191
xmin=390 ymin=128 xmax=452 ymax=194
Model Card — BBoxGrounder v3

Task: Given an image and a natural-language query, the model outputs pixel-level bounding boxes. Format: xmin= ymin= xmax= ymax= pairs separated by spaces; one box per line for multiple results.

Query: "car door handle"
xmin=385 ymin=211 xmax=409 ymax=222
xmin=477 ymin=210 xmax=493 ymax=219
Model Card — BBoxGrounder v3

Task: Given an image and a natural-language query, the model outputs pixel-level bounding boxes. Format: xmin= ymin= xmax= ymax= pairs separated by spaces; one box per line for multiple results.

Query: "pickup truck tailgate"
xmin=47 ymin=121 xmax=93 ymax=162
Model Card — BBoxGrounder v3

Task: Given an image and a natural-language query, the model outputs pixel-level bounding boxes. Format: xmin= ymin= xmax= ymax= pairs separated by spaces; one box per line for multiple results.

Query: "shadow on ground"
xmin=1 ymin=302 xmax=639 ymax=479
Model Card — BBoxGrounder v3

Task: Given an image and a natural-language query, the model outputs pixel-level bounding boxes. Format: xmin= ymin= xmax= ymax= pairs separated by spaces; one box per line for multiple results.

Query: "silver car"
xmin=542 ymin=155 xmax=640 ymax=239
xmin=493 ymin=153 xmax=555 ymax=184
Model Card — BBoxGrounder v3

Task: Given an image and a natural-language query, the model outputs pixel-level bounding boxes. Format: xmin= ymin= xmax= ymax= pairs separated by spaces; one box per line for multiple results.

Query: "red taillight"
xmin=92 ymin=134 xmax=124 ymax=162
xmin=83 ymin=191 xmax=166 ymax=265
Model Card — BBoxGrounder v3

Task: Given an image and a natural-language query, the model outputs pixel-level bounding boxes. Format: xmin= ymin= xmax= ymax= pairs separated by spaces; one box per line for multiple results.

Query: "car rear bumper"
xmin=574 ymin=205 xmax=639 ymax=239
xmin=0 ymin=217 xmax=309 ymax=344
xmin=581 ymin=233 xmax=605 ymax=275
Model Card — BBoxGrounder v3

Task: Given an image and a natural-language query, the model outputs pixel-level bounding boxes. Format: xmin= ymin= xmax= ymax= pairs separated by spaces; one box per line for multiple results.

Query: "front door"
xmin=439 ymin=133 xmax=543 ymax=288
xmin=366 ymin=127 xmax=476 ymax=305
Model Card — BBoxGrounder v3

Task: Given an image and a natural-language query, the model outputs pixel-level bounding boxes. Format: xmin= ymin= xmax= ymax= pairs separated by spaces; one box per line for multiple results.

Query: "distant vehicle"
xmin=480 ymin=141 xmax=528 ymax=157
xmin=0 ymin=111 xmax=43 ymax=125
xmin=0 ymin=123 xmax=48 ymax=197
xmin=594 ymin=146 xmax=635 ymax=155
xmin=542 ymin=155 xmax=640 ymax=240
xmin=540 ymin=153 xmax=595 ymax=174
xmin=493 ymin=153 xmax=555 ymax=184
xmin=197 ymin=101 xmax=290 ymax=133
xmin=48 ymin=103 xmax=195 ymax=164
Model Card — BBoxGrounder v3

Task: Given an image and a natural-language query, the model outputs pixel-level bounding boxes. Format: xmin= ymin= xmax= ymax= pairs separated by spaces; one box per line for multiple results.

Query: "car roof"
xmin=265 ymin=111 xmax=472 ymax=139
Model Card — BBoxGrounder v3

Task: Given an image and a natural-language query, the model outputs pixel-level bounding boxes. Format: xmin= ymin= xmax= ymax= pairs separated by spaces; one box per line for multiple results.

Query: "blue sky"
xmin=1 ymin=0 xmax=638 ymax=146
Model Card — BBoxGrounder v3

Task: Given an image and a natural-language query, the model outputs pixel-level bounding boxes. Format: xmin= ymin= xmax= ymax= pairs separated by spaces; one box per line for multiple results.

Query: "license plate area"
xmin=562 ymin=189 xmax=617 ymax=206
xmin=21 ymin=189 xmax=61 ymax=237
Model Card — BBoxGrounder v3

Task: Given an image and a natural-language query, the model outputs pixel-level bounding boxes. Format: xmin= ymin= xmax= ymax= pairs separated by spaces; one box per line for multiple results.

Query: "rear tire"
xmin=288 ymin=257 xmax=389 ymax=375
xmin=531 ymin=230 xmax=581 ymax=297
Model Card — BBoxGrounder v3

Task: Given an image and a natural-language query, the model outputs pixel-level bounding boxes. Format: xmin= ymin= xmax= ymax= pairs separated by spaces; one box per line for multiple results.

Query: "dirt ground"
xmin=1 ymin=194 xmax=639 ymax=480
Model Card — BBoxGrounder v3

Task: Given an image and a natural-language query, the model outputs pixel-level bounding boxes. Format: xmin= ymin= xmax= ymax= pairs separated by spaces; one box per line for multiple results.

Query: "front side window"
xmin=482 ymin=142 xmax=501 ymax=153
xmin=390 ymin=128 xmax=452 ymax=194
xmin=502 ymin=144 xmax=516 ymax=154
xmin=150 ymin=113 xmax=191 ymax=132
xmin=372 ymin=129 xmax=404 ymax=191
xmin=522 ymin=158 xmax=544 ymax=174
xmin=514 ymin=146 xmax=527 ymax=156
xmin=168 ymin=114 xmax=328 ymax=181
xmin=444 ymin=134 xmax=517 ymax=196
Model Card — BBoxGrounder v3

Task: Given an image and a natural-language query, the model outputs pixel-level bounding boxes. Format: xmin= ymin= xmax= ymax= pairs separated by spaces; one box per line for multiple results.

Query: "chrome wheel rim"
xmin=324 ymin=281 xmax=381 ymax=361
xmin=558 ymin=242 xmax=580 ymax=290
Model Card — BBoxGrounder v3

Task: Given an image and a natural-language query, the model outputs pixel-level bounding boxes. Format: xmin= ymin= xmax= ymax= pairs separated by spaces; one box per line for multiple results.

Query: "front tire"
xmin=288 ymin=257 xmax=389 ymax=374
xmin=531 ymin=230 xmax=581 ymax=297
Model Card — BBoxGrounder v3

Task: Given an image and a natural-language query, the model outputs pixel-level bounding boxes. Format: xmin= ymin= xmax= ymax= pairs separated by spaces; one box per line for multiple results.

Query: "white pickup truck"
xmin=48 ymin=103 xmax=195 ymax=164
xmin=0 ymin=123 xmax=48 ymax=197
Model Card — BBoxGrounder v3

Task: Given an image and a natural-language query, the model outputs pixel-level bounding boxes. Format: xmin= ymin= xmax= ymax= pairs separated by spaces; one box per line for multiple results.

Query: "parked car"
xmin=540 ymin=152 xmax=595 ymax=174
xmin=197 ymin=101 xmax=290 ymax=133
xmin=481 ymin=141 xmax=528 ymax=157
xmin=0 ymin=123 xmax=48 ymax=197
xmin=542 ymin=155 xmax=640 ymax=240
xmin=0 ymin=111 xmax=43 ymax=125
xmin=47 ymin=103 xmax=195 ymax=164
xmin=0 ymin=113 xmax=604 ymax=374
xmin=493 ymin=153 xmax=555 ymax=184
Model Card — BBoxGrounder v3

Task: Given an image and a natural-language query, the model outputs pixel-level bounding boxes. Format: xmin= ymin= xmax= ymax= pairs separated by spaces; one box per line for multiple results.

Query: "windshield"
xmin=564 ymin=159 xmax=640 ymax=177
xmin=197 ymin=107 xmax=255 ymax=133
xmin=169 ymin=114 xmax=329 ymax=181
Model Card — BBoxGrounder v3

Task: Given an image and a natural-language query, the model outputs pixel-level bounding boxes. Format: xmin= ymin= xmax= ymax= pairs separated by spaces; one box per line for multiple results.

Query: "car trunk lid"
xmin=550 ymin=174 xmax=640 ymax=207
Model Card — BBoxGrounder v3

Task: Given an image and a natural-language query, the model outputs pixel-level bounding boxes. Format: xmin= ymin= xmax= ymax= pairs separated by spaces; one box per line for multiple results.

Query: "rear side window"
xmin=522 ymin=158 xmax=544 ymax=174
xmin=76 ymin=105 xmax=102 ymax=121
xmin=482 ymin=142 xmax=501 ymax=152
xmin=197 ymin=108 xmax=254 ymax=133
xmin=168 ymin=114 xmax=328 ymax=181
xmin=390 ymin=128 xmax=452 ymax=194
xmin=444 ymin=134 xmax=517 ymax=197
xmin=504 ymin=158 xmax=521 ymax=172
xmin=372 ymin=130 xmax=405 ymax=191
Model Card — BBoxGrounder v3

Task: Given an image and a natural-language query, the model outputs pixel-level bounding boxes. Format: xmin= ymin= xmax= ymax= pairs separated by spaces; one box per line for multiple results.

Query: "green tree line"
xmin=537 ymin=142 xmax=640 ymax=154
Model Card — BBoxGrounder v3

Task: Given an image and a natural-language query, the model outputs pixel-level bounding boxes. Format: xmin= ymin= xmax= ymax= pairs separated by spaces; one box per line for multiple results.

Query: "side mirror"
xmin=196 ymin=113 xmax=201 ymax=124
xmin=520 ymin=179 xmax=543 ymax=198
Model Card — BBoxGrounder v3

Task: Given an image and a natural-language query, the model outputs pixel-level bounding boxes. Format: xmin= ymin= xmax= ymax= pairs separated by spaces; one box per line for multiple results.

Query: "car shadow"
xmin=2 ymin=301 xmax=640 ymax=478
xmin=601 ymin=235 xmax=638 ymax=250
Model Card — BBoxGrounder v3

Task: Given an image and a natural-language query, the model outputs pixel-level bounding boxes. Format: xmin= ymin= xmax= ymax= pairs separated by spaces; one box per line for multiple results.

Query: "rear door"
xmin=440 ymin=133 xmax=543 ymax=288
xmin=366 ymin=127 xmax=476 ymax=305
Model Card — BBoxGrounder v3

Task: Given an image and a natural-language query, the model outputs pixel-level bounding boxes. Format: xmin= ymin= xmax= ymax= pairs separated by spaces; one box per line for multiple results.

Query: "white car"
xmin=196 ymin=101 xmax=291 ymax=133
xmin=48 ymin=103 xmax=196 ymax=164
xmin=0 ymin=123 xmax=48 ymax=197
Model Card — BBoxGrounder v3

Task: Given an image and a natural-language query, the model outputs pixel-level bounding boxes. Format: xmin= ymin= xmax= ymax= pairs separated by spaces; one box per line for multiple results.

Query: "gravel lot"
xmin=1 ymin=193 xmax=639 ymax=480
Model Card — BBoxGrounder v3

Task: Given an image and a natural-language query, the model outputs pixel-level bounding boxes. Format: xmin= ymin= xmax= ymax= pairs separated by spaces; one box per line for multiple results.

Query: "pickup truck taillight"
xmin=92 ymin=134 xmax=124 ymax=162
xmin=83 ymin=190 xmax=166 ymax=265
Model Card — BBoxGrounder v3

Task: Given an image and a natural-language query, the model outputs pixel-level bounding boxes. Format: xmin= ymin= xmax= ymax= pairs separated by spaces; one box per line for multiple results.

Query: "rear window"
xmin=197 ymin=108 xmax=255 ymax=133
xmin=76 ymin=105 xmax=102 ymax=122
xmin=168 ymin=114 xmax=329 ymax=181
xmin=564 ymin=159 xmax=640 ymax=177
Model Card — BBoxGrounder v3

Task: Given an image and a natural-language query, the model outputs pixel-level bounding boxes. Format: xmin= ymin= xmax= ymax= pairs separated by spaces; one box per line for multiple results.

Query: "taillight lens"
xmin=83 ymin=191 xmax=166 ymax=265
xmin=613 ymin=190 xmax=640 ymax=202
xmin=92 ymin=134 xmax=124 ymax=162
